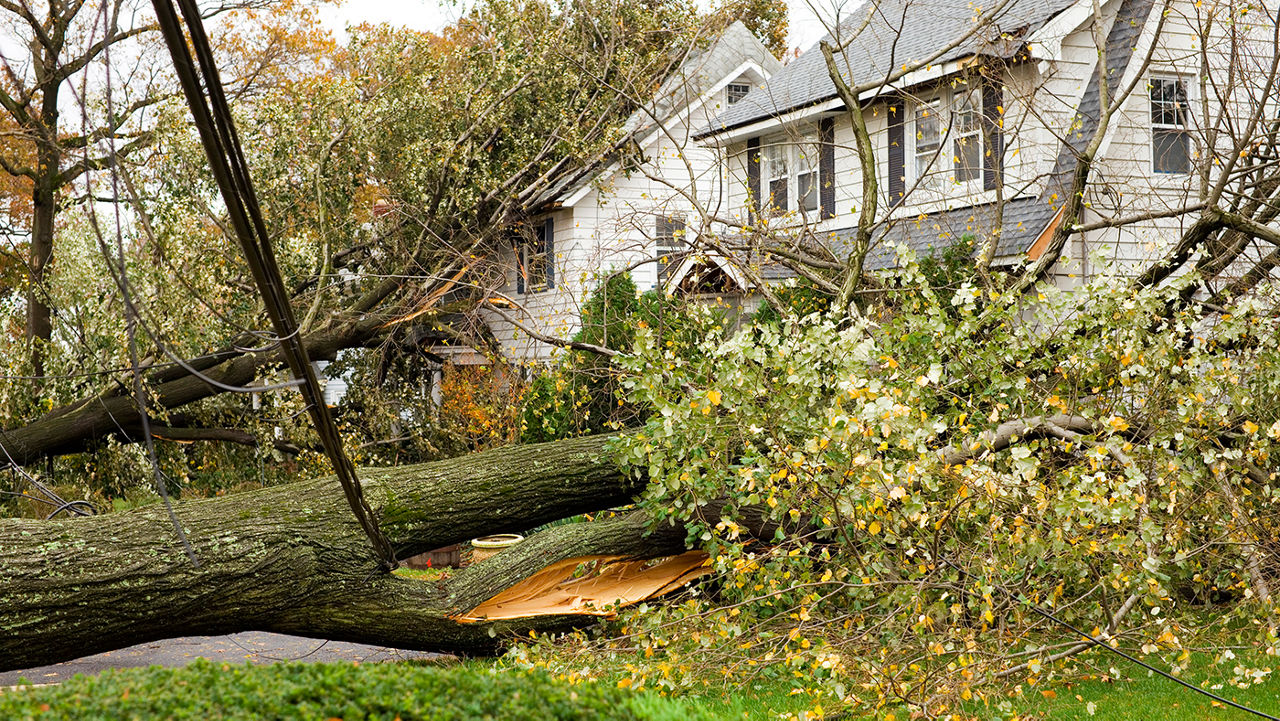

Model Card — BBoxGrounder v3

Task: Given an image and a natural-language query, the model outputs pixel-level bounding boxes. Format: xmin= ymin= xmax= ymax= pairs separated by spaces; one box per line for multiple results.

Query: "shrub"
xmin=520 ymin=273 xmax=723 ymax=443
xmin=0 ymin=659 xmax=711 ymax=720
xmin=531 ymin=266 xmax=1280 ymax=715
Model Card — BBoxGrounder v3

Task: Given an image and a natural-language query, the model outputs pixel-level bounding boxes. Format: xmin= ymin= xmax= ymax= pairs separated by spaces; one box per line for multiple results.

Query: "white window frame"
xmin=913 ymin=97 xmax=944 ymax=184
xmin=795 ymin=136 xmax=821 ymax=215
xmin=726 ymin=82 xmax=751 ymax=105
xmin=763 ymin=140 xmax=790 ymax=216
xmin=951 ymin=85 xmax=983 ymax=183
xmin=520 ymin=222 xmax=552 ymax=293
xmin=1150 ymin=74 xmax=1193 ymax=175
xmin=760 ymin=131 xmax=821 ymax=216
xmin=910 ymin=83 xmax=984 ymax=188
xmin=654 ymin=213 xmax=687 ymax=279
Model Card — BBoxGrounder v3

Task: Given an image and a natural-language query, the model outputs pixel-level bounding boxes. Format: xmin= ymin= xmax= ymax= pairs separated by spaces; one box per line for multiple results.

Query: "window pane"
xmin=1151 ymin=77 xmax=1188 ymax=126
xmin=954 ymin=88 xmax=979 ymax=133
xmin=797 ymin=141 xmax=818 ymax=173
xmin=765 ymin=144 xmax=788 ymax=179
xmin=727 ymin=83 xmax=751 ymax=105
xmin=769 ymin=177 xmax=788 ymax=214
xmin=954 ymin=136 xmax=982 ymax=182
xmin=655 ymin=216 xmax=686 ymax=254
xmin=915 ymin=103 xmax=941 ymax=150
xmin=915 ymin=99 xmax=942 ymax=183
xmin=1153 ymin=129 xmax=1191 ymax=173
xmin=798 ymin=171 xmax=818 ymax=212
xmin=915 ymin=154 xmax=934 ymax=182
xmin=656 ymin=216 xmax=686 ymax=280
xmin=526 ymin=254 xmax=547 ymax=290
xmin=525 ymin=225 xmax=550 ymax=291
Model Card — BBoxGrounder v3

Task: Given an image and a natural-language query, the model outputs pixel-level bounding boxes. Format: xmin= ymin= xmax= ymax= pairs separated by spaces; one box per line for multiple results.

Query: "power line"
xmin=150 ymin=0 xmax=397 ymax=570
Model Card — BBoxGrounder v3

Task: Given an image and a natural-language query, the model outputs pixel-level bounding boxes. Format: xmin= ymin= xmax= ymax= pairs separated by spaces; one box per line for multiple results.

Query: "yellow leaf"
xmin=868 ymin=521 xmax=882 ymax=535
xmin=707 ymin=389 xmax=722 ymax=406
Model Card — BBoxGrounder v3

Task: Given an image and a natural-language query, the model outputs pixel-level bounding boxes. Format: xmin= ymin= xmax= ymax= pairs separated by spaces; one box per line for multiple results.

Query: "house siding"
xmin=706 ymin=0 xmax=1275 ymax=286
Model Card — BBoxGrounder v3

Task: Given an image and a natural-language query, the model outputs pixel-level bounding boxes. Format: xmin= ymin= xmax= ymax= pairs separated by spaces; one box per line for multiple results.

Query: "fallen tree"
xmin=0 ymin=313 xmax=394 ymax=466
xmin=0 ymin=433 xmax=694 ymax=671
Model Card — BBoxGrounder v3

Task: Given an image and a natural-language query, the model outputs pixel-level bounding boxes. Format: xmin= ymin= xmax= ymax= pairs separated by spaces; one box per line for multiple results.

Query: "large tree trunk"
xmin=25 ymin=123 xmax=56 ymax=380
xmin=0 ymin=434 xmax=686 ymax=671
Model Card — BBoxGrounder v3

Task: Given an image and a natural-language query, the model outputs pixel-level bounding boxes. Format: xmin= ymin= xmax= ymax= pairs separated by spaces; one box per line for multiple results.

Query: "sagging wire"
xmin=0 ymin=425 xmax=98 ymax=519
xmin=89 ymin=0 xmax=198 ymax=566
xmin=938 ymin=558 xmax=1280 ymax=721
xmin=0 ymin=468 xmax=99 ymax=519
xmin=151 ymin=0 xmax=397 ymax=570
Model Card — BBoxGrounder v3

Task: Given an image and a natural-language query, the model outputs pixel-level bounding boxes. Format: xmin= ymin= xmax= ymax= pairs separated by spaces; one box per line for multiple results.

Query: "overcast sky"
xmin=318 ymin=1 xmax=841 ymax=55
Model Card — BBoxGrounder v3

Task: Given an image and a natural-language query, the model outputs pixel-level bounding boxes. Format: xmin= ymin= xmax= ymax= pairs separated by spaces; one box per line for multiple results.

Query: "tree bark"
xmin=0 ymin=433 xmax=684 ymax=671
xmin=26 ymin=152 xmax=55 ymax=380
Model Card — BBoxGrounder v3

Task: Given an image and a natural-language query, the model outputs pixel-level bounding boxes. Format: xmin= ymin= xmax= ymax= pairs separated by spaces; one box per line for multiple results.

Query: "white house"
xmin=691 ymin=0 xmax=1278 ymax=293
xmin=479 ymin=22 xmax=783 ymax=364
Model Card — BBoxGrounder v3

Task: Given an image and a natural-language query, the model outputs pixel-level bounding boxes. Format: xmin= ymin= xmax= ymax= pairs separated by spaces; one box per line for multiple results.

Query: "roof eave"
xmin=695 ymin=96 xmax=844 ymax=144
xmin=1027 ymin=0 xmax=1117 ymax=61
xmin=697 ymin=53 xmax=991 ymax=143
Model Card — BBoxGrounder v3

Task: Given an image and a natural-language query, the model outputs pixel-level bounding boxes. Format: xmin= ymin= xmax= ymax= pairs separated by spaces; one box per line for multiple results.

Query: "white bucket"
xmin=470 ymin=533 xmax=524 ymax=563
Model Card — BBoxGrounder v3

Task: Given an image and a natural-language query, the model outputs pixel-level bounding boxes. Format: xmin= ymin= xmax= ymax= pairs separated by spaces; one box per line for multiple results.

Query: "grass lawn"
xmin=125 ymin=560 xmax=1276 ymax=720
xmin=7 ymin=648 xmax=1278 ymax=720
xmin=638 ymin=678 xmax=823 ymax=721
xmin=621 ymin=650 xmax=1280 ymax=720
xmin=1027 ymin=663 xmax=1280 ymax=720
xmin=940 ymin=649 xmax=1280 ymax=721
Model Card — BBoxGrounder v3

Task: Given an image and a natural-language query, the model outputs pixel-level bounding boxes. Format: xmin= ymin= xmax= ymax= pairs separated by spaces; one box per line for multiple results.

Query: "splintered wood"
xmin=454 ymin=551 xmax=711 ymax=622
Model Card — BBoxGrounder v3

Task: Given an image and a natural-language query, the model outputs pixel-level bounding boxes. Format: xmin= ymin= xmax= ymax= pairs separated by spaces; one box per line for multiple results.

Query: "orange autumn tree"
xmin=435 ymin=363 xmax=526 ymax=454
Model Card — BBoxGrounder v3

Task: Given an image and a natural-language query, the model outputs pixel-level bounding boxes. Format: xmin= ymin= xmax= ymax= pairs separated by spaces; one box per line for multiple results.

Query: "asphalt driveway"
xmin=0 ymin=632 xmax=445 ymax=686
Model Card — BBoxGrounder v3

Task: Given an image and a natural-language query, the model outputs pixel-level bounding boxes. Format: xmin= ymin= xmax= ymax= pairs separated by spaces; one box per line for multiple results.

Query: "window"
xmin=763 ymin=142 xmax=789 ymax=215
xmin=952 ymin=87 xmax=982 ymax=182
xmin=760 ymin=134 xmax=820 ymax=216
xmin=1151 ymin=76 xmax=1191 ymax=174
xmin=727 ymin=82 xmax=751 ymax=105
xmin=519 ymin=219 xmax=553 ymax=292
xmin=912 ymin=85 xmax=983 ymax=185
xmin=796 ymin=140 xmax=820 ymax=214
xmin=655 ymin=214 xmax=686 ymax=279
xmin=914 ymin=98 xmax=943 ymax=182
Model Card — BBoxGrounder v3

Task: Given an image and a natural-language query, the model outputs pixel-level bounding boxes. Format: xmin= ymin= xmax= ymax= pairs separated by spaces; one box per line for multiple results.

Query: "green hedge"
xmin=0 ymin=659 xmax=710 ymax=720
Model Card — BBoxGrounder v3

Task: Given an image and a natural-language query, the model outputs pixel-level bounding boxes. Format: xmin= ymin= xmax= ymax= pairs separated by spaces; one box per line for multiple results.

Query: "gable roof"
xmin=699 ymin=0 xmax=1076 ymax=137
xmin=531 ymin=22 xmax=782 ymax=210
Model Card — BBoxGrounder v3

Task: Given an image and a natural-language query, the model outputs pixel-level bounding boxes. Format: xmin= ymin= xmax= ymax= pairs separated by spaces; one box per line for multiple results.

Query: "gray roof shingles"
xmin=700 ymin=0 xmax=1076 ymax=136
xmin=815 ymin=197 xmax=1059 ymax=270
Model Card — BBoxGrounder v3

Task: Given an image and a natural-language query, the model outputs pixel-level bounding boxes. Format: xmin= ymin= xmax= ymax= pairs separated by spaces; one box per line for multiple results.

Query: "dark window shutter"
xmin=887 ymin=99 xmax=905 ymax=206
xmin=746 ymin=136 xmax=761 ymax=220
xmin=819 ymin=117 xmax=836 ymax=220
xmin=516 ymin=237 xmax=525 ymax=294
xmin=543 ymin=216 xmax=555 ymax=288
xmin=983 ymin=77 xmax=1004 ymax=191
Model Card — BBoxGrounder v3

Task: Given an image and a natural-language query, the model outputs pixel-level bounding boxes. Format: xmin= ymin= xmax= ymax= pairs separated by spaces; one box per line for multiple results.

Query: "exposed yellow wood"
xmin=454 ymin=551 xmax=711 ymax=622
